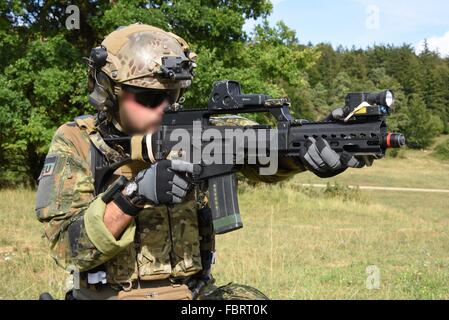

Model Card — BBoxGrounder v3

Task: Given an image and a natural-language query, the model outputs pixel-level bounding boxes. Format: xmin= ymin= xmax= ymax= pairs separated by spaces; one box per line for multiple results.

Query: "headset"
xmin=86 ymin=46 xmax=118 ymax=114
xmin=86 ymin=44 xmax=195 ymax=115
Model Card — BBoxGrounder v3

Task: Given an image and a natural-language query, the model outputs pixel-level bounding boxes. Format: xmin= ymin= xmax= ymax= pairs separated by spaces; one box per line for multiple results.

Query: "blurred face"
xmin=118 ymin=89 xmax=173 ymax=134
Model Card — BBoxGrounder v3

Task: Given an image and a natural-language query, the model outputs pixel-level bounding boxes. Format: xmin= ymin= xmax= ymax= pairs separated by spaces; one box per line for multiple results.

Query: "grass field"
xmin=0 ymin=138 xmax=448 ymax=300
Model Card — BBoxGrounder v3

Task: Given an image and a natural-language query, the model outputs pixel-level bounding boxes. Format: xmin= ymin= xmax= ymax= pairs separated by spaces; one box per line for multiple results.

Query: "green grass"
xmin=0 ymin=190 xmax=66 ymax=299
xmin=213 ymin=185 xmax=449 ymax=299
xmin=300 ymin=147 xmax=449 ymax=190
xmin=1 ymin=146 xmax=448 ymax=300
xmin=433 ymin=135 xmax=449 ymax=161
xmin=215 ymin=144 xmax=449 ymax=299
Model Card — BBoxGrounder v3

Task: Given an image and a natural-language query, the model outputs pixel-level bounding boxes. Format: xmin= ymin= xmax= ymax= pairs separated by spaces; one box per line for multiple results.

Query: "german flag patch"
xmin=38 ymin=155 xmax=58 ymax=180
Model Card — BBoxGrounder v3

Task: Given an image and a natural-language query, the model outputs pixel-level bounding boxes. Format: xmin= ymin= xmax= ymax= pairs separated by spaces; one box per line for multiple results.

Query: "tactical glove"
xmin=300 ymin=137 xmax=373 ymax=178
xmin=135 ymin=160 xmax=197 ymax=205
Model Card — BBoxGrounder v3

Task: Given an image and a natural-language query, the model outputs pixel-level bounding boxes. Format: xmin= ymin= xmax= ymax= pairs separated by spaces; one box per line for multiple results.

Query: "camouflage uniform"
xmin=35 ymin=24 xmax=305 ymax=300
xmin=36 ymin=115 xmax=202 ymax=296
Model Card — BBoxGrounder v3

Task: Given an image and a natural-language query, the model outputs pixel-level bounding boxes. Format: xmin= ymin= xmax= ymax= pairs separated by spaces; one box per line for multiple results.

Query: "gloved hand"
xmin=135 ymin=160 xmax=197 ymax=205
xmin=300 ymin=137 xmax=374 ymax=178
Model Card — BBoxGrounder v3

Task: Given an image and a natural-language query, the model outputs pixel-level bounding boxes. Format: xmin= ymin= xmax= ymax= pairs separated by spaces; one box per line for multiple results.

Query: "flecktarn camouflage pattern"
xmin=36 ymin=115 xmax=202 ymax=279
xmin=35 ymin=114 xmax=278 ymax=300
xmin=34 ymin=23 xmax=303 ymax=300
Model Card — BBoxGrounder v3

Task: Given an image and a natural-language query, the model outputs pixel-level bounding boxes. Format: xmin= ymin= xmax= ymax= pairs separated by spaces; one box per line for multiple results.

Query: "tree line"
xmin=1 ymin=1 xmax=448 ymax=187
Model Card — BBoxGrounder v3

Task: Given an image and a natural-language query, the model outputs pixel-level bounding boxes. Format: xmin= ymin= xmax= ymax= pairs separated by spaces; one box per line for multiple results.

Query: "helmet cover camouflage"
xmin=99 ymin=23 xmax=197 ymax=91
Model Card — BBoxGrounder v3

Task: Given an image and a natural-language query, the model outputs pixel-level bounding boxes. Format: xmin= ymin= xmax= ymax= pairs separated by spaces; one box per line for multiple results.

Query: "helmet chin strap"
xmin=112 ymin=118 xmax=126 ymax=133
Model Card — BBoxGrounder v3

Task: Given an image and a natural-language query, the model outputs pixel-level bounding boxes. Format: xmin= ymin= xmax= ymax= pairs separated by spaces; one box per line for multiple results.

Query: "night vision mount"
xmin=159 ymin=56 xmax=196 ymax=81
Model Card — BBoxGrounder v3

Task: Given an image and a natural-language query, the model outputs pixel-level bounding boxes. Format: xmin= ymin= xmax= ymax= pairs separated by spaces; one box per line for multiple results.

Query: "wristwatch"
xmin=123 ymin=180 xmax=138 ymax=198
xmin=123 ymin=180 xmax=146 ymax=207
xmin=102 ymin=177 xmax=145 ymax=217
xmin=117 ymin=179 xmax=148 ymax=216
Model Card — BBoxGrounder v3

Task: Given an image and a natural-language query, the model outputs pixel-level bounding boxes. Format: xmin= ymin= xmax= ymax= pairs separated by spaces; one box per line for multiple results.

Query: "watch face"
xmin=124 ymin=181 xmax=138 ymax=197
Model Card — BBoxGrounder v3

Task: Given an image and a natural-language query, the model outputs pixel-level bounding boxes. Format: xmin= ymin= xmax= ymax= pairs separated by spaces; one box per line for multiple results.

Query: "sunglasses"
xmin=123 ymin=85 xmax=180 ymax=108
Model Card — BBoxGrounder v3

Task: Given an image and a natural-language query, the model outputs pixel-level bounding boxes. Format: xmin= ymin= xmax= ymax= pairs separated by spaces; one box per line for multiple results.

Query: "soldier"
xmin=35 ymin=24 xmax=372 ymax=300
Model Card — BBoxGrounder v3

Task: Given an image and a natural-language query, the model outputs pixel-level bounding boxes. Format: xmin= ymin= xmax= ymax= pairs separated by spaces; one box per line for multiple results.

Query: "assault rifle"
xmin=99 ymin=80 xmax=405 ymax=234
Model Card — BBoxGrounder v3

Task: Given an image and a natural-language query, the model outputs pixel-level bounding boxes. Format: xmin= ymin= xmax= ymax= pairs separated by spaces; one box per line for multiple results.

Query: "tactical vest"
xmin=74 ymin=115 xmax=206 ymax=286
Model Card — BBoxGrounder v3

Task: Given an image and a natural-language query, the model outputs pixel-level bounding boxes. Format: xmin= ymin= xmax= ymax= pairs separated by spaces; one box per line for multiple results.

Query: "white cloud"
xmin=416 ymin=31 xmax=449 ymax=57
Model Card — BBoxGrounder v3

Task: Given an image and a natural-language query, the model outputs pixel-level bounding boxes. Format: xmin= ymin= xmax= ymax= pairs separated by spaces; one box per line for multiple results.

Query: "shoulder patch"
xmin=36 ymin=154 xmax=63 ymax=212
xmin=39 ymin=155 xmax=58 ymax=180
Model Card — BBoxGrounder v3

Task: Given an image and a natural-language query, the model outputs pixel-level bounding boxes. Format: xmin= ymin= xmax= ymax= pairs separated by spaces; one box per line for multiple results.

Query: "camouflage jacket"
xmin=35 ymin=114 xmax=305 ymax=287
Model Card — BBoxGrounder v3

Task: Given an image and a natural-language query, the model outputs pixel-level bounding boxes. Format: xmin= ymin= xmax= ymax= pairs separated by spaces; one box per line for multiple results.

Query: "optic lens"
xmin=384 ymin=90 xmax=394 ymax=107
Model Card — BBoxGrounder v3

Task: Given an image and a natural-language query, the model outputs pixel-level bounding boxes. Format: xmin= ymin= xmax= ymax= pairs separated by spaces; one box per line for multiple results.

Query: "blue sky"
xmin=244 ymin=0 xmax=449 ymax=56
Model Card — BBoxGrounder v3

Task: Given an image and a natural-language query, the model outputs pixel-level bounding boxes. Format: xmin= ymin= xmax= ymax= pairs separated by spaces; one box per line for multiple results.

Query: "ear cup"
xmin=90 ymin=46 xmax=108 ymax=69
xmin=87 ymin=46 xmax=117 ymax=113
xmin=88 ymin=71 xmax=118 ymax=113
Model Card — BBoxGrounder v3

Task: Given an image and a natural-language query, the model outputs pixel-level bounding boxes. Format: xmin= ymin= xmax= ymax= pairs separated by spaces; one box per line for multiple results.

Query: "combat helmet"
xmin=87 ymin=23 xmax=197 ymax=117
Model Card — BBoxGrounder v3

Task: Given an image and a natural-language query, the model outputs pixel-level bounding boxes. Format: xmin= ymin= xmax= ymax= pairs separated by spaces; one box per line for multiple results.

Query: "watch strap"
xmin=113 ymin=192 xmax=141 ymax=217
xmin=102 ymin=176 xmax=128 ymax=204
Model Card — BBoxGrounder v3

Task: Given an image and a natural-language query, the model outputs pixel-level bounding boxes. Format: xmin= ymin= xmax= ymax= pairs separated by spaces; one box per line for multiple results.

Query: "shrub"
xmin=323 ymin=182 xmax=366 ymax=203
xmin=433 ymin=137 xmax=449 ymax=161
